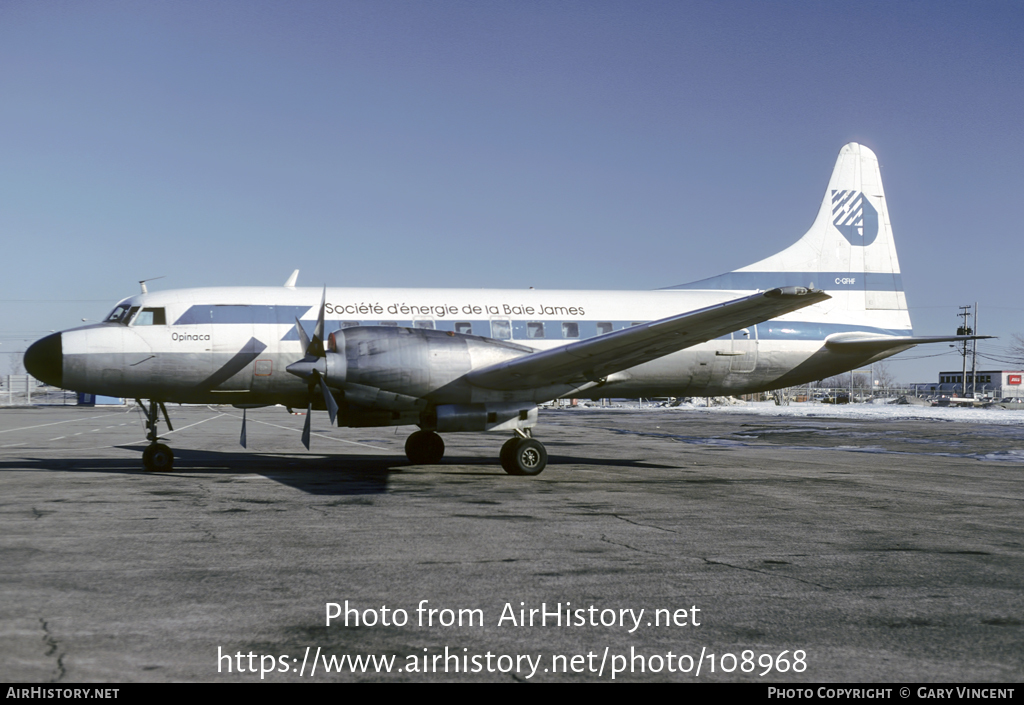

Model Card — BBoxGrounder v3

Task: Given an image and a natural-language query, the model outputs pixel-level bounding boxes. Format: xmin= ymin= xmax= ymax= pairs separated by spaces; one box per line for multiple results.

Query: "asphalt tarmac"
xmin=1 ymin=404 xmax=1022 ymax=683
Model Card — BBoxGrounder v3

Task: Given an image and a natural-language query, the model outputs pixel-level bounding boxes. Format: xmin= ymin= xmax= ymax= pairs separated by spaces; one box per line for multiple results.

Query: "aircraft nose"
xmin=24 ymin=333 xmax=63 ymax=388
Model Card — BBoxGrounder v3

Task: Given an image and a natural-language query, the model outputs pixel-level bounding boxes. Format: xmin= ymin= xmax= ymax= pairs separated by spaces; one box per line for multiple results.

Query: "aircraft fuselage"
xmin=41 ymin=284 xmax=908 ymax=411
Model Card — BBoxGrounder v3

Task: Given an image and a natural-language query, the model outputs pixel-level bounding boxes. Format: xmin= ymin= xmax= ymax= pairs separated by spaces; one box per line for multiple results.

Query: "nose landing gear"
xmin=142 ymin=442 xmax=174 ymax=471
xmin=137 ymin=399 xmax=175 ymax=471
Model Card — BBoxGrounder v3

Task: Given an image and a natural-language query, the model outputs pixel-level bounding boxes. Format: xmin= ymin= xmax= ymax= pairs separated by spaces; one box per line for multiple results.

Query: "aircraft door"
xmin=207 ymin=306 xmax=267 ymax=391
xmin=729 ymin=327 xmax=758 ymax=373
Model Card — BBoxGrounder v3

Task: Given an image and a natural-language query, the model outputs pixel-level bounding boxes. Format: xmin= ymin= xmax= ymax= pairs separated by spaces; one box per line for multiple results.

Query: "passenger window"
xmin=455 ymin=322 xmax=473 ymax=335
xmin=340 ymin=321 xmax=360 ymax=328
xmin=596 ymin=322 xmax=613 ymax=335
xmin=631 ymin=321 xmax=643 ymax=327
xmin=527 ymin=322 xmax=545 ymax=339
xmin=133 ymin=308 xmax=166 ymax=326
xmin=378 ymin=321 xmax=398 ymax=327
xmin=490 ymin=319 xmax=511 ymax=340
xmin=562 ymin=322 xmax=579 ymax=338
xmin=413 ymin=319 xmax=435 ymax=330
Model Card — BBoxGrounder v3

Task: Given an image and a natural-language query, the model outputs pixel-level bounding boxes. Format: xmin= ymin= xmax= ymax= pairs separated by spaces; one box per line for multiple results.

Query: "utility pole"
xmin=957 ymin=305 xmax=973 ymax=398
xmin=971 ymin=302 xmax=979 ymax=397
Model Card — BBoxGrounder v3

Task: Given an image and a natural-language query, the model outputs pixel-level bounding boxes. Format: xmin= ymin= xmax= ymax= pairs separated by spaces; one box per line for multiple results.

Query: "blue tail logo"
xmin=831 ymin=190 xmax=878 ymax=246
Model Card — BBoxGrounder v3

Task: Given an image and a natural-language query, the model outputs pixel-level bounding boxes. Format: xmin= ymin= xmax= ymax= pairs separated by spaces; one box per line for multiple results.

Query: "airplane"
xmin=23 ymin=143 xmax=984 ymax=475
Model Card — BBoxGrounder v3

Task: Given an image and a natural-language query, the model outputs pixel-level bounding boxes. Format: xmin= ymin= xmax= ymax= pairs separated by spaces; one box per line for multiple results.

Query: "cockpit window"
xmin=132 ymin=308 xmax=166 ymax=326
xmin=105 ymin=304 xmax=132 ymax=324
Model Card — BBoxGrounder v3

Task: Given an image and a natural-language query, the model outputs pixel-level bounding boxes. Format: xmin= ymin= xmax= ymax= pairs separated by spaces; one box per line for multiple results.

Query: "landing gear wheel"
xmin=500 ymin=438 xmax=518 ymax=470
xmin=501 ymin=438 xmax=547 ymax=476
xmin=405 ymin=430 xmax=445 ymax=465
xmin=142 ymin=443 xmax=174 ymax=472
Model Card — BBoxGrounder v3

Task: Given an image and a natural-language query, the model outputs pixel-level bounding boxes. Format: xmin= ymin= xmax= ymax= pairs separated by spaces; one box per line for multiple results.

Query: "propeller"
xmin=285 ymin=287 xmax=339 ymax=449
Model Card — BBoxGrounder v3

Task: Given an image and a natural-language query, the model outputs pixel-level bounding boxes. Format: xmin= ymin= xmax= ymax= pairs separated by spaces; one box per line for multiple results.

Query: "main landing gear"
xmin=405 ymin=430 xmax=445 ymax=465
xmin=137 ymin=399 xmax=174 ymax=471
xmin=403 ymin=428 xmax=548 ymax=476
xmin=500 ymin=431 xmax=547 ymax=476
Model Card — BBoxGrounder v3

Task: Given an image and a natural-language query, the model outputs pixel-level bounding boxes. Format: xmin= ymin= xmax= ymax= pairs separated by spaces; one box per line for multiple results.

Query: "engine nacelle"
xmin=432 ymin=403 xmax=538 ymax=432
xmin=324 ymin=326 xmax=530 ymax=400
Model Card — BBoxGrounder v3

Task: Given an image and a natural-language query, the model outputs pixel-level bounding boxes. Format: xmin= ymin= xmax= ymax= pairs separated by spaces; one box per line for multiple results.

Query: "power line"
xmin=887 ymin=350 xmax=961 ymax=360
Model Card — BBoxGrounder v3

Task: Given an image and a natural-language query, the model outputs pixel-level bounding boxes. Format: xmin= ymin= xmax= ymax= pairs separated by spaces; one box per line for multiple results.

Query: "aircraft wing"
xmin=467 ymin=287 xmax=830 ymax=391
xmin=824 ymin=333 xmax=994 ymax=354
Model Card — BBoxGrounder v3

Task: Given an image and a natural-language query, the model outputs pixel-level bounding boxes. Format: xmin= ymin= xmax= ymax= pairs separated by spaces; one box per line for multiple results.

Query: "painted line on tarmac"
xmin=0 ymin=411 xmax=228 ymax=454
xmin=0 ymin=410 xmax=133 ymax=435
xmin=160 ymin=413 xmax=227 ymax=436
xmin=216 ymin=408 xmax=390 ymax=451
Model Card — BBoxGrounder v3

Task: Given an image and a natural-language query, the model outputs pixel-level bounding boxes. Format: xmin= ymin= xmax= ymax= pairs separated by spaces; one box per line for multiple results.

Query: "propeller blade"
xmin=319 ymin=376 xmax=339 ymax=425
xmin=301 ymin=402 xmax=312 ymax=450
xmin=292 ymin=287 xmax=329 ymax=450
xmin=240 ymin=408 xmax=247 ymax=448
xmin=308 ymin=286 xmax=327 ymax=358
xmin=294 ymin=316 xmax=311 ymax=354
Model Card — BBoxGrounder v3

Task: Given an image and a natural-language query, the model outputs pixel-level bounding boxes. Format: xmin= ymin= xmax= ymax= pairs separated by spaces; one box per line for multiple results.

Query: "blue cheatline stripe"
xmin=663 ymin=271 xmax=903 ymax=291
xmin=753 ymin=322 xmax=910 ymax=341
xmin=174 ymin=305 xmax=312 ymax=325
xmin=169 ymin=310 xmax=912 ymax=344
xmin=279 ymin=320 xmax=910 ymax=343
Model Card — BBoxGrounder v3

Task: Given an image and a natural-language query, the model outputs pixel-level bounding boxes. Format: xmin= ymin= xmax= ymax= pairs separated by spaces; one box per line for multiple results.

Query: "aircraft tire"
xmin=143 ymin=443 xmax=174 ymax=472
xmin=501 ymin=438 xmax=547 ymax=476
xmin=405 ymin=430 xmax=445 ymax=465
xmin=499 ymin=438 xmax=519 ymax=473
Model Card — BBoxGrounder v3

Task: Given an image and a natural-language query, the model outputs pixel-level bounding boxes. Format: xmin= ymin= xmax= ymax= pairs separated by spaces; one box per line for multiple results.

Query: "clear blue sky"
xmin=1 ymin=1 xmax=1021 ymax=382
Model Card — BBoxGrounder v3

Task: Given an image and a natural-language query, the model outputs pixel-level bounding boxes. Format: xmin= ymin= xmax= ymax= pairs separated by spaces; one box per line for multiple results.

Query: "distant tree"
xmin=873 ymin=361 xmax=896 ymax=392
xmin=820 ymin=371 xmax=877 ymax=391
xmin=1012 ymin=334 xmax=1024 ymax=367
xmin=820 ymin=373 xmax=851 ymax=389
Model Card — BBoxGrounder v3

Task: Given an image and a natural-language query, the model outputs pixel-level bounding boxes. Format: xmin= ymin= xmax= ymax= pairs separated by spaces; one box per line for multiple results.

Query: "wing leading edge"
xmin=467 ymin=287 xmax=831 ymax=391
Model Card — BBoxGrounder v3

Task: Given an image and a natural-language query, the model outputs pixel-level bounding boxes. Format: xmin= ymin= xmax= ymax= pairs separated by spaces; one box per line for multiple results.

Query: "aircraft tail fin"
xmin=667 ymin=143 xmax=909 ymax=327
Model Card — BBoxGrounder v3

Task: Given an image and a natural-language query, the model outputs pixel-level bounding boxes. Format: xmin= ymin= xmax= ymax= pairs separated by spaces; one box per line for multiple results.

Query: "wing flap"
xmin=468 ymin=287 xmax=830 ymax=391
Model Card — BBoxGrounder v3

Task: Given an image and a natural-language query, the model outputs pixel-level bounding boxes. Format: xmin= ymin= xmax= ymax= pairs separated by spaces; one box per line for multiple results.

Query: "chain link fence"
xmin=0 ymin=376 xmax=105 ymax=406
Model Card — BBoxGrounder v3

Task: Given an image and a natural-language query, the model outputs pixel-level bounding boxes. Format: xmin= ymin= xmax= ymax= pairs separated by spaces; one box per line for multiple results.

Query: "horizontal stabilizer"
xmin=824 ymin=333 xmax=994 ymax=354
xmin=468 ymin=287 xmax=830 ymax=391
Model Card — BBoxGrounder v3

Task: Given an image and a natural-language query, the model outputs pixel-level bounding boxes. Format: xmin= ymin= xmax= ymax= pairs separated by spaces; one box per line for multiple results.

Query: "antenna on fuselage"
xmin=139 ymin=276 xmax=166 ymax=294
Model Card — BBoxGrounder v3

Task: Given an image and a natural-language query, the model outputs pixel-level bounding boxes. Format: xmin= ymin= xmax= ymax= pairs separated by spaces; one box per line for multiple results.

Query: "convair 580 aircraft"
xmin=25 ymin=143 xmax=977 ymax=475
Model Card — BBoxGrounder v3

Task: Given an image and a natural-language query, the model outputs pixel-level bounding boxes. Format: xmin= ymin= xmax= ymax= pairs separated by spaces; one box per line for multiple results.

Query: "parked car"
xmin=821 ymin=393 xmax=850 ymax=404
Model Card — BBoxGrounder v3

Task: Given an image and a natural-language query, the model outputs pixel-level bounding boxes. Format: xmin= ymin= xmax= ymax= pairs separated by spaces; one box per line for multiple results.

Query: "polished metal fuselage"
xmin=56 ymin=284 xmax=910 ymax=416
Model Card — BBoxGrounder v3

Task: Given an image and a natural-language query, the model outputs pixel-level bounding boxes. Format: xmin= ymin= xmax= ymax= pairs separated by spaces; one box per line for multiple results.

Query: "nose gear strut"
xmin=137 ymin=399 xmax=175 ymax=471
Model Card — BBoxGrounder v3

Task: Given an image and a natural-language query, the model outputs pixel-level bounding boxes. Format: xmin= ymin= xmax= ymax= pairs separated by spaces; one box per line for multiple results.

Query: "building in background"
xmin=928 ymin=370 xmax=1024 ymax=399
